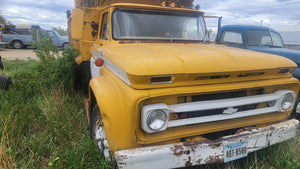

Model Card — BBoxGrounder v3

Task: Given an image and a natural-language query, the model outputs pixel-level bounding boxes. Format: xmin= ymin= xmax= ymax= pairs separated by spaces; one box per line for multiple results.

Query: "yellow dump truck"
xmin=68 ymin=0 xmax=300 ymax=168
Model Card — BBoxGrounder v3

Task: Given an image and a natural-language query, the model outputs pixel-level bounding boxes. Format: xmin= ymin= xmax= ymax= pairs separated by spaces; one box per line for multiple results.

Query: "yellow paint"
xmin=70 ymin=2 xmax=300 ymax=157
xmin=90 ymin=66 xmax=299 ymax=152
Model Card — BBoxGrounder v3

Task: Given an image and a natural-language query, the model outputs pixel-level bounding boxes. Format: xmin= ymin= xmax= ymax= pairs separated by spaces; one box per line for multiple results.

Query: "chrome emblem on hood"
xmin=223 ymin=107 xmax=238 ymax=114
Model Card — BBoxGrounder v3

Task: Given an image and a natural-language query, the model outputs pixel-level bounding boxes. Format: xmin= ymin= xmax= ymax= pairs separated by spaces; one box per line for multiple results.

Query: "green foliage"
xmin=0 ymin=15 xmax=6 ymax=25
xmin=32 ymin=32 xmax=79 ymax=91
xmin=53 ymin=26 xmax=68 ymax=36
xmin=0 ymin=59 xmax=111 ymax=168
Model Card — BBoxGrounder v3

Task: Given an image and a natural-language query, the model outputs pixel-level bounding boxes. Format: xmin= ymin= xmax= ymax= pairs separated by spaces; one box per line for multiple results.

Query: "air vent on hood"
xmin=195 ymin=75 xmax=230 ymax=80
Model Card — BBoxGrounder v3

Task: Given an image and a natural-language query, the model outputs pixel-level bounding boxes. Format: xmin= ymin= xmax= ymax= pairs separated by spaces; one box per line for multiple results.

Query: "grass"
xmin=0 ymin=59 xmax=111 ymax=169
xmin=0 ymin=58 xmax=299 ymax=168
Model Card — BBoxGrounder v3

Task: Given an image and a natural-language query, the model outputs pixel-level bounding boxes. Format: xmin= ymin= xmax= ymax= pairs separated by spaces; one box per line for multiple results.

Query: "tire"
xmin=12 ymin=40 xmax=24 ymax=49
xmin=62 ymin=42 xmax=69 ymax=50
xmin=90 ymin=104 xmax=101 ymax=139
xmin=0 ymin=76 xmax=12 ymax=91
xmin=90 ymin=104 xmax=112 ymax=161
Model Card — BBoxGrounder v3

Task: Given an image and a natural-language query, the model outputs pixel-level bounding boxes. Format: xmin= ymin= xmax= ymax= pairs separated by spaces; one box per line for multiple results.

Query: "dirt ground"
xmin=0 ymin=47 xmax=38 ymax=60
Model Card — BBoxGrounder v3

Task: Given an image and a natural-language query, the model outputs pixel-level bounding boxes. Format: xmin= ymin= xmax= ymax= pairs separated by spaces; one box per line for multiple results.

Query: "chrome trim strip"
xmin=91 ymin=50 xmax=131 ymax=86
xmin=141 ymin=90 xmax=295 ymax=133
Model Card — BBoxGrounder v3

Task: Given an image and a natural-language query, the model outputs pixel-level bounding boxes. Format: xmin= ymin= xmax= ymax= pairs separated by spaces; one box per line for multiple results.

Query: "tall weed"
xmin=32 ymin=32 xmax=79 ymax=91
xmin=0 ymin=37 xmax=110 ymax=168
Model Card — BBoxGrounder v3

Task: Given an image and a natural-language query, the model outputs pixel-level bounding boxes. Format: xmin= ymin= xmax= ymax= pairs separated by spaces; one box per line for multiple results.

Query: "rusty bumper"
xmin=115 ymin=119 xmax=299 ymax=169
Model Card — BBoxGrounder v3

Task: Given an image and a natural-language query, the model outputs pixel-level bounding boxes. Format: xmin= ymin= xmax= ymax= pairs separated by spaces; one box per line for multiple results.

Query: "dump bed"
xmin=75 ymin=0 xmax=194 ymax=8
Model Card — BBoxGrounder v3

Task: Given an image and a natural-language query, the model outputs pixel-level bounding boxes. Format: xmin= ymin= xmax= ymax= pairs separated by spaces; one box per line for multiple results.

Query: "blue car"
xmin=216 ymin=25 xmax=300 ymax=117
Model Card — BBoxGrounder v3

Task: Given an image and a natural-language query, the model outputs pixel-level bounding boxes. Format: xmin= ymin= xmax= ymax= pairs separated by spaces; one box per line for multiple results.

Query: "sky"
xmin=0 ymin=0 xmax=300 ymax=31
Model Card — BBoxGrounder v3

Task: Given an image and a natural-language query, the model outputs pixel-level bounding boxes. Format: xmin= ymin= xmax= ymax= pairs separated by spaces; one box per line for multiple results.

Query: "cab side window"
xmin=219 ymin=31 xmax=243 ymax=47
xmin=100 ymin=12 xmax=109 ymax=40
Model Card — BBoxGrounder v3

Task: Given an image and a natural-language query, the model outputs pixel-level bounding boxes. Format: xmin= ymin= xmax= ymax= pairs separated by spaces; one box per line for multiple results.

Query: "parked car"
xmin=1 ymin=24 xmax=40 ymax=49
xmin=216 ymin=25 xmax=300 ymax=116
xmin=45 ymin=30 xmax=69 ymax=50
xmin=1 ymin=24 xmax=69 ymax=49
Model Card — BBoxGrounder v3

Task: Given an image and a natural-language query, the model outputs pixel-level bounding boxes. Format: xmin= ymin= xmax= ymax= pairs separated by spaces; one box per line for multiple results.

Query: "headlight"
xmin=141 ymin=103 xmax=169 ymax=133
xmin=147 ymin=110 xmax=167 ymax=131
xmin=281 ymin=93 xmax=295 ymax=111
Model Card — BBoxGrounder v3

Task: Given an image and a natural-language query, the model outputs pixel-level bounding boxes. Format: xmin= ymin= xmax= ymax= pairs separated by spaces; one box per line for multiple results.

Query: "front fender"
xmin=89 ymin=73 xmax=149 ymax=153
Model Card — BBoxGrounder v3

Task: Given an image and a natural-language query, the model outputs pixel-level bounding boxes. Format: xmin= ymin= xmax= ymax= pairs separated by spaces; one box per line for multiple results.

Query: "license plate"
xmin=224 ymin=141 xmax=248 ymax=163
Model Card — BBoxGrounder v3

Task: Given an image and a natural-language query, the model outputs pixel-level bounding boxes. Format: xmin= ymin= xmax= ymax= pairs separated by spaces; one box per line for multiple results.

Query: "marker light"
xmin=170 ymin=2 xmax=176 ymax=8
xmin=95 ymin=58 xmax=104 ymax=67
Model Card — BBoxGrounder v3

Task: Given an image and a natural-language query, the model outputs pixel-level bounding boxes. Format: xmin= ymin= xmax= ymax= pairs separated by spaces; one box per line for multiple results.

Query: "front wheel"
xmin=90 ymin=104 xmax=112 ymax=161
xmin=62 ymin=42 xmax=69 ymax=50
xmin=0 ymin=76 xmax=12 ymax=90
xmin=12 ymin=40 xmax=24 ymax=49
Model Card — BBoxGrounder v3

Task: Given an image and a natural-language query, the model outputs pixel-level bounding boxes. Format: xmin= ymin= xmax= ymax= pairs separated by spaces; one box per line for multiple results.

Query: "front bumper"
xmin=0 ymin=41 xmax=9 ymax=46
xmin=115 ymin=119 xmax=299 ymax=169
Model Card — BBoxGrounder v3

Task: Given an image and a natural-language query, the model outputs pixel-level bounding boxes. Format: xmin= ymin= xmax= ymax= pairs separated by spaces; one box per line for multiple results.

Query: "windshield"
xmin=247 ymin=30 xmax=284 ymax=47
xmin=112 ymin=9 xmax=206 ymax=41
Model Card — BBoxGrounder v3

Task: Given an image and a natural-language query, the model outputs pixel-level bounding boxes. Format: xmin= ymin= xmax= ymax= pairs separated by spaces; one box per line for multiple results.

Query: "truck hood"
xmin=92 ymin=43 xmax=296 ymax=89
xmin=99 ymin=43 xmax=295 ymax=75
xmin=248 ymin=46 xmax=300 ymax=64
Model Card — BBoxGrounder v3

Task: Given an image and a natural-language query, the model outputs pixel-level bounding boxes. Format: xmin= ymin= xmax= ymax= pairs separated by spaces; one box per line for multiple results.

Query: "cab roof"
xmin=220 ymin=25 xmax=278 ymax=33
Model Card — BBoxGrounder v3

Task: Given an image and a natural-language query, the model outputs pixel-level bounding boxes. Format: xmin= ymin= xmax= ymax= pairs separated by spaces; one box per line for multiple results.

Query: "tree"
xmin=0 ymin=16 xmax=6 ymax=25
xmin=52 ymin=26 xmax=68 ymax=36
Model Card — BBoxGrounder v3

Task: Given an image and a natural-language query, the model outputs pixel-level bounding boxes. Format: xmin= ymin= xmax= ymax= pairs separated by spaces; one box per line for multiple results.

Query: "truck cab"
xmin=45 ymin=30 xmax=70 ymax=50
xmin=69 ymin=1 xmax=299 ymax=168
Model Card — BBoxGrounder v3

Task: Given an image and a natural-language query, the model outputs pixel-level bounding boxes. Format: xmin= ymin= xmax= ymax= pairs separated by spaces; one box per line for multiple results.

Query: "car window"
xmin=271 ymin=31 xmax=284 ymax=47
xmin=247 ymin=30 xmax=271 ymax=46
xmin=219 ymin=31 xmax=243 ymax=46
xmin=48 ymin=31 xmax=55 ymax=38
xmin=100 ymin=12 xmax=109 ymax=40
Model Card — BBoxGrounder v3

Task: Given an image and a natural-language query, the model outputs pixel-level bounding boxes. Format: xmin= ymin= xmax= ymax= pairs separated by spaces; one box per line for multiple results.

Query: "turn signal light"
xmin=161 ymin=1 xmax=166 ymax=6
xmin=170 ymin=3 xmax=176 ymax=7
xmin=95 ymin=58 xmax=104 ymax=67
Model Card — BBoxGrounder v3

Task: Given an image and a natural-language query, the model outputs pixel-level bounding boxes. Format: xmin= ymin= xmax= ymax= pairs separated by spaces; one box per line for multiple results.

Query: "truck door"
xmin=90 ymin=11 xmax=109 ymax=78
xmin=48 ymin=31 xmax=59 ymax=46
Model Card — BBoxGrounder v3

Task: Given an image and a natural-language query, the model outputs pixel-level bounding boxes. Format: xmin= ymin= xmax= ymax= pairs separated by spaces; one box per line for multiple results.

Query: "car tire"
xmin=62 ymin=42 xmax=69 ymax=50
xmin=90 ymin=104 xmax=101 ymax=139
xmin=90 ymin=104 xmax=112 ymax=161
xmin=0 ymin=76 xmax=12 ymax=90
xmin=12 ymin=40 xmax=24 ymax=49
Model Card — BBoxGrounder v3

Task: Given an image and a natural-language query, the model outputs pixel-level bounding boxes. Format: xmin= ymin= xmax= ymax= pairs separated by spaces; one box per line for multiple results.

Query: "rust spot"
xmin=195 ymin=158 xmax=203 ymax=165
xmin=185 ymin=156 xmax=192 ymax=167
xmin=83 ymin=99 xmax=91 ymax=123
xmin=207 ymin=142 xmax=222 ymax=149
xmin=173 ymin=145 xmax=184 ymax=156
xmin=183 ymin=139 xmax=212 ymax=147
xmin=120 ymin=155 xmax=128 ymax=160
xmin=218 ymin=133 xmax=250 ymax=142
xmin=206 ymin=155 xmax=223 ymax=164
